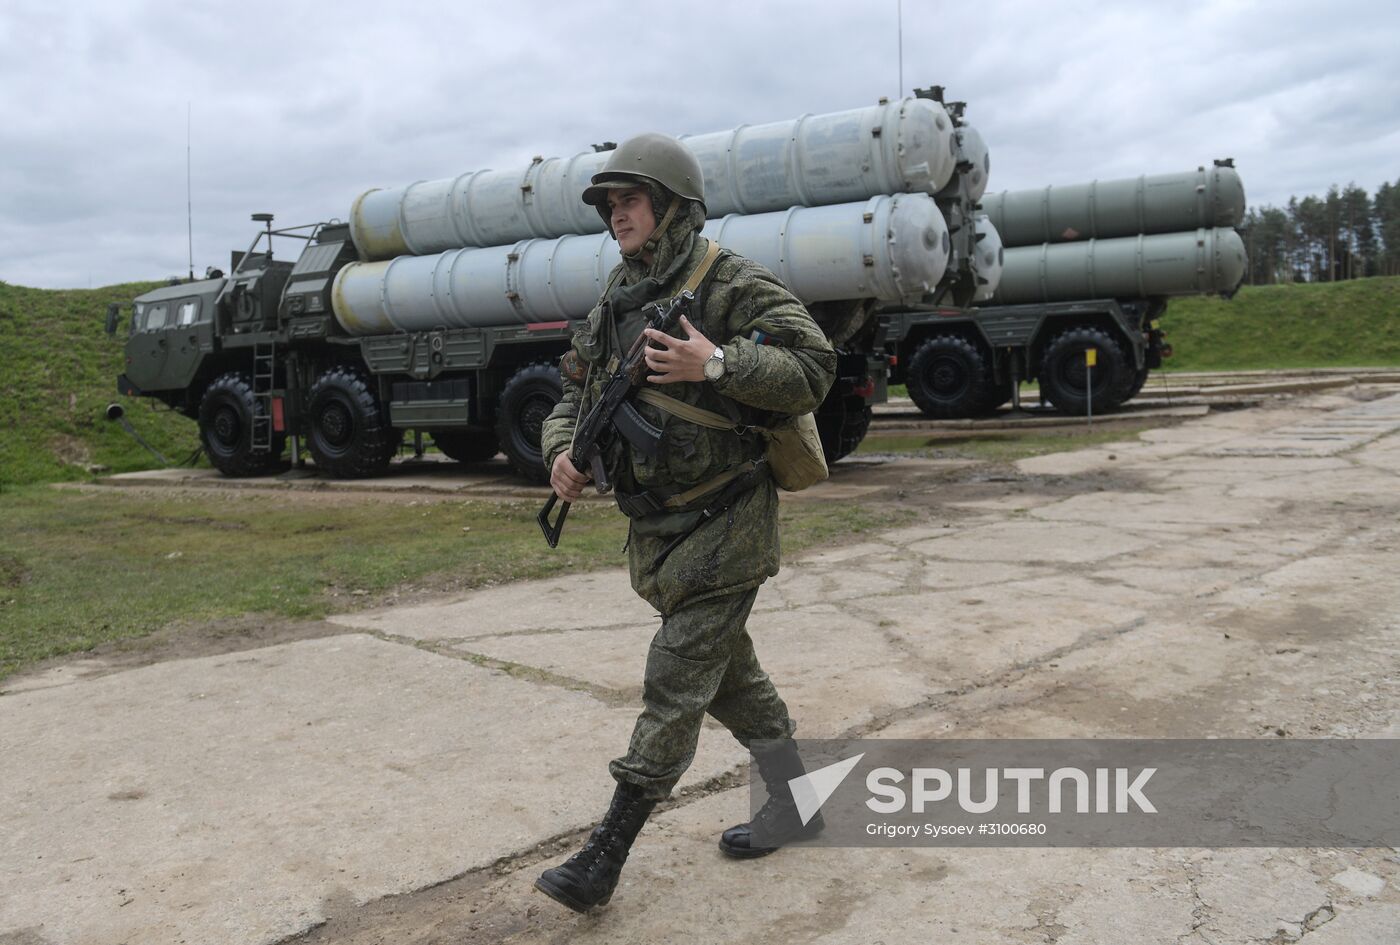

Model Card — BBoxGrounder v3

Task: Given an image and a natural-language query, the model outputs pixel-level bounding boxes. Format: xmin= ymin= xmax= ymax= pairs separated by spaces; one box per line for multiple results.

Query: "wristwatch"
xmin=703 ymin=344 xmax=727 ymax=382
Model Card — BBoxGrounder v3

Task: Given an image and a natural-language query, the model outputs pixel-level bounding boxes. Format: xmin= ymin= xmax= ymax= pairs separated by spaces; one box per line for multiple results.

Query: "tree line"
xmin=1239 ymin=178 xmax=1400 ymax=285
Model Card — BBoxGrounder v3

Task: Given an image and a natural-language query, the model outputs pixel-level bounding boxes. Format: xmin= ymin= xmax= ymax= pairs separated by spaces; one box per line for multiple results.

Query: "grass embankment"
xmin=0 ymin=487 xmax=897 ymax=681
xmin=0 ymin=280 xmax=201 ymax=487
xmin=1162 ymin=277 xmax=1400 ymax=371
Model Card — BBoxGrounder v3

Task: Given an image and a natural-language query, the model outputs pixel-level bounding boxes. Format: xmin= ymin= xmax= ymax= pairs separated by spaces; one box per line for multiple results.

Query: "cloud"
xmin=1 ymin=0 xmax=1396 ymax=288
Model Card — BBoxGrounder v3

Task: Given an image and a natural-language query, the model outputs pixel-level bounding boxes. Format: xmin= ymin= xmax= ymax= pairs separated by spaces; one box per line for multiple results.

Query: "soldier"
xmin=534 ymin=133 xmax=837 ymax=913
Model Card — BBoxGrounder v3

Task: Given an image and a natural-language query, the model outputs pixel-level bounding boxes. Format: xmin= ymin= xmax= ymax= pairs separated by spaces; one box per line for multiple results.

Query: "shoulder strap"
xmin=599 ymin=265 xmax=625 ymax=305
xmin=680 ymin=238 xmax=723 ymax=295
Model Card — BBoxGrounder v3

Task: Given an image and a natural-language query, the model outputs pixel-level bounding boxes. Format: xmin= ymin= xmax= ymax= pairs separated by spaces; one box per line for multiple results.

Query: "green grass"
xmin=1161 ymin=277 xmax=1400 ymax=371
xmin=0 ymin=280 xmax=203 ymax=488
xmin=0 ymin=486 xmax=897 ymax=681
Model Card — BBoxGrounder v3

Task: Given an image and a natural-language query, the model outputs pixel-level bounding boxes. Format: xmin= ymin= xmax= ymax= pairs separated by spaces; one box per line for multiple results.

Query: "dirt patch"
xmin=830 ymin=455 xmax=1149 ymax=516
xmin=123 ymin=513 xmax=251 ymax=531
xmin=0 ymin=553 xmax=28 ymax=588
xmin=6 ymin=613 xmax=352 ymax=688
xmin=44 ymin=432 xmax=111 ymax=475
xmin=67 ymin=480 xmax=547 ymax=510
xmin=47 ymin=433 xmax=92 ymax=467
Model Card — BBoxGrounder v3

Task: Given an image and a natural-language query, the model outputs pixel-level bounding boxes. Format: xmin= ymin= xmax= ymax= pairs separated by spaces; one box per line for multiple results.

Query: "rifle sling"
xmin=635 ymin=387 xmax=751 ymax=434
xmin=614 ymin=460 xmax=759 ymax=517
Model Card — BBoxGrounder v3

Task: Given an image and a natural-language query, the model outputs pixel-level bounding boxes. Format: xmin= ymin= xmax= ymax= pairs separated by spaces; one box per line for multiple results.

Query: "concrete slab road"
xmin=2 ymin=389 xmax=1399 ymax=944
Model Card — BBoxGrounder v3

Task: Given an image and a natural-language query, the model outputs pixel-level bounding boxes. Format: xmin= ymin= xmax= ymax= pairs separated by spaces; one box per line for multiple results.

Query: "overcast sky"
xmin=2 ymin=0 xmax=1397 ymax=289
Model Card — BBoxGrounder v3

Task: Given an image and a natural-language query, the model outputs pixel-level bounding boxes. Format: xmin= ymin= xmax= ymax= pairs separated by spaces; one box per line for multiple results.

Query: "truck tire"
xmin=495 ymin=362 xmax=561 ymax=484
xmin=970 ymin=382 xmax=1013 ymax=416
xmin=431 ymin=429 xmax=500 ymax=463
xmin=198 ymin=373 xmax=285 ymax=477
xmin=305 ymin=365 xmax=400 ymax=478
xmin=1116 ymin=365 xmax=1150 ymax=405
xmin=906 ymin=335 xmax=991 ymax=419
xmin=1038 ymin=327 xmax=1127 ymax=415
xmin=815 ymin=393 xmax=872 ymax=464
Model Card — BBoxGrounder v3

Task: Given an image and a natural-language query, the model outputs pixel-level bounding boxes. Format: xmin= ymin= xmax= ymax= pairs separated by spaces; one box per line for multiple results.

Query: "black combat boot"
xmin=719 ymin=739 xmax=825 ymax=858
xmin=534 ymin=781 xmax=656 ymax=913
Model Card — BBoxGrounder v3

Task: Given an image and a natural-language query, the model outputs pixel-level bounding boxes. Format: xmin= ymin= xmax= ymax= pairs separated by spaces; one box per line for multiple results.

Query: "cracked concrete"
xmin=3 ymin=387 xmax=1400 ymax=944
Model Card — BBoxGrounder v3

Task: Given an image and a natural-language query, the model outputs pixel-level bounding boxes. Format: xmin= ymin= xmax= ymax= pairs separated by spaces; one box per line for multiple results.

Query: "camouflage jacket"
xmin=541 ymin=236 xmax=835 ymax=502
xmin=540 ymin=235 xmax=836 ymax=613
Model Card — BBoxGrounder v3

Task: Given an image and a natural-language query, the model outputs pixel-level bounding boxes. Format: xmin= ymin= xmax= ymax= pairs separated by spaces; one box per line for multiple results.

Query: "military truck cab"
xmin=118 ymin=277 xmax=224 ymax=403
xmin=110 ymin=217 xmax=585 ymax=482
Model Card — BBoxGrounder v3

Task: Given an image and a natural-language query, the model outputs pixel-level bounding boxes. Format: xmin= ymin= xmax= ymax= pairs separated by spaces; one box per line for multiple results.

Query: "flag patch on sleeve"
xmin=749 ymin=330 xmax=786 ymax=347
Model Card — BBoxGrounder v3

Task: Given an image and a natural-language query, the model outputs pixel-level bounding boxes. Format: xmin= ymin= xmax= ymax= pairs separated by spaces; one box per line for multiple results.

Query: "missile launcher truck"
xmin=107 ymin=86 xmax=1245 ymax=484
xmin=872 ymin=126 xmax=1247 ymax=418
xmin=109 ymin=93 xmax=973 ymax=481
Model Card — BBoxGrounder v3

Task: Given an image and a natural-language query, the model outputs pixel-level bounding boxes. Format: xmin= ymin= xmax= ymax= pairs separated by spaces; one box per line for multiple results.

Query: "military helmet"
xmin=581 ymin=133 xmax=706 ymax=220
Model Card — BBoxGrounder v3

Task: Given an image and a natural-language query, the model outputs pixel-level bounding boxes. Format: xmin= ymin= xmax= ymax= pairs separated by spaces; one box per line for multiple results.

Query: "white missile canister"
xmin=333 ymin=194 xmax=950 ymax=336
xmin=348 ymin=97 xmax=959 ymax=261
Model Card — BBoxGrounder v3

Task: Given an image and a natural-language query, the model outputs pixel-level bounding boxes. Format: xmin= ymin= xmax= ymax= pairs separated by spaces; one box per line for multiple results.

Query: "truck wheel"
xmin=1038 ymin=327 xmax=1127 ymax=415
xmin=495 ymin=362 xmax=561 ymax=484
xmin=198 ymin=373 xmax=285 ymax=477
xmin=1116 ymin=365 xmax=1150 ymax=404
xmin=970 ymin=383 xmax=1013 ymax=416
xmin=306 ymin=365 xmax=400 ymax=478
xmin=815 ymin=394 xmax=872 ymax=464
xmin=431 ymin=429 xmax=500 ymax=463
xmin=906 ymin=335 xmax=990 ymax=419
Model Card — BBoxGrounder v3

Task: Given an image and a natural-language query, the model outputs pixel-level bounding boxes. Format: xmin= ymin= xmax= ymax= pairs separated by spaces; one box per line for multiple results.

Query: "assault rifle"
xmin=538 ymin=290 xmax=696 ymax=548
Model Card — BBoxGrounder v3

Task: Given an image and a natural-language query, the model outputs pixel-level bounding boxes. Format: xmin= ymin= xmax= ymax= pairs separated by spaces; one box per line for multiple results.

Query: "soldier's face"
xmin=608 ymin=187 xmax=656 ymax=256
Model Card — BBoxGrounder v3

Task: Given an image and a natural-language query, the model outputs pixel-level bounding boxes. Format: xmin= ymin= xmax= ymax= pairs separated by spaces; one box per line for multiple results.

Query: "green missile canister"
xmin=991 ymin=227 xmax=1246 ymax=304
xmin=980 ymin=161 xmax=1245 ymax=248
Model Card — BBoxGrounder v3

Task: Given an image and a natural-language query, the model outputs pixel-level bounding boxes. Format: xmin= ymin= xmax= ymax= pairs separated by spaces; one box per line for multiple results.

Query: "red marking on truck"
xmin=527 ymin=321 xmax=570 ymax=332
xmin=272 ymin=397 xmax=286 ymax=432
xmin=853 ymin=378 xmax=876 ymax=399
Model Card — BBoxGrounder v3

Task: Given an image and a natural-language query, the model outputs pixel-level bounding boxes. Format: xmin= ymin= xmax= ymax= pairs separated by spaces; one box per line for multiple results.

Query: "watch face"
xmin=704 ymin=354 xmax=724 ymax=381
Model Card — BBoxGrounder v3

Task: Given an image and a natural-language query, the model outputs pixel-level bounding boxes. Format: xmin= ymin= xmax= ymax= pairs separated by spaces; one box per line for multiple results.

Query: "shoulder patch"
xmin=749 ymin=329 xmax=787 ymax=347
xmin=559 ymin=349 xmax=587 ymax=383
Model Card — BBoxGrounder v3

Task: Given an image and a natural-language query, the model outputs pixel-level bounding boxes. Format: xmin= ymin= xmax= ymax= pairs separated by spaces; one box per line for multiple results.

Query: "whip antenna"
xmin=897 ymin=0 xmax=904 ymax=98
xmin=186 ymin=102 xmax=194 ymax=282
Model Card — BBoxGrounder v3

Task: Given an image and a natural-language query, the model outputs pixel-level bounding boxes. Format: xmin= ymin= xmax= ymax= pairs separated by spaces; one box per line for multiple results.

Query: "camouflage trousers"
xmin=609 ymin=585 xmax=796 ymax=799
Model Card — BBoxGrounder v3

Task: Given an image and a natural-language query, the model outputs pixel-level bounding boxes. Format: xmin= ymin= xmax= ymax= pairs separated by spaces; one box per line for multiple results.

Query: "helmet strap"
xmin=639 ymin=196 xmax=683 ymax=256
